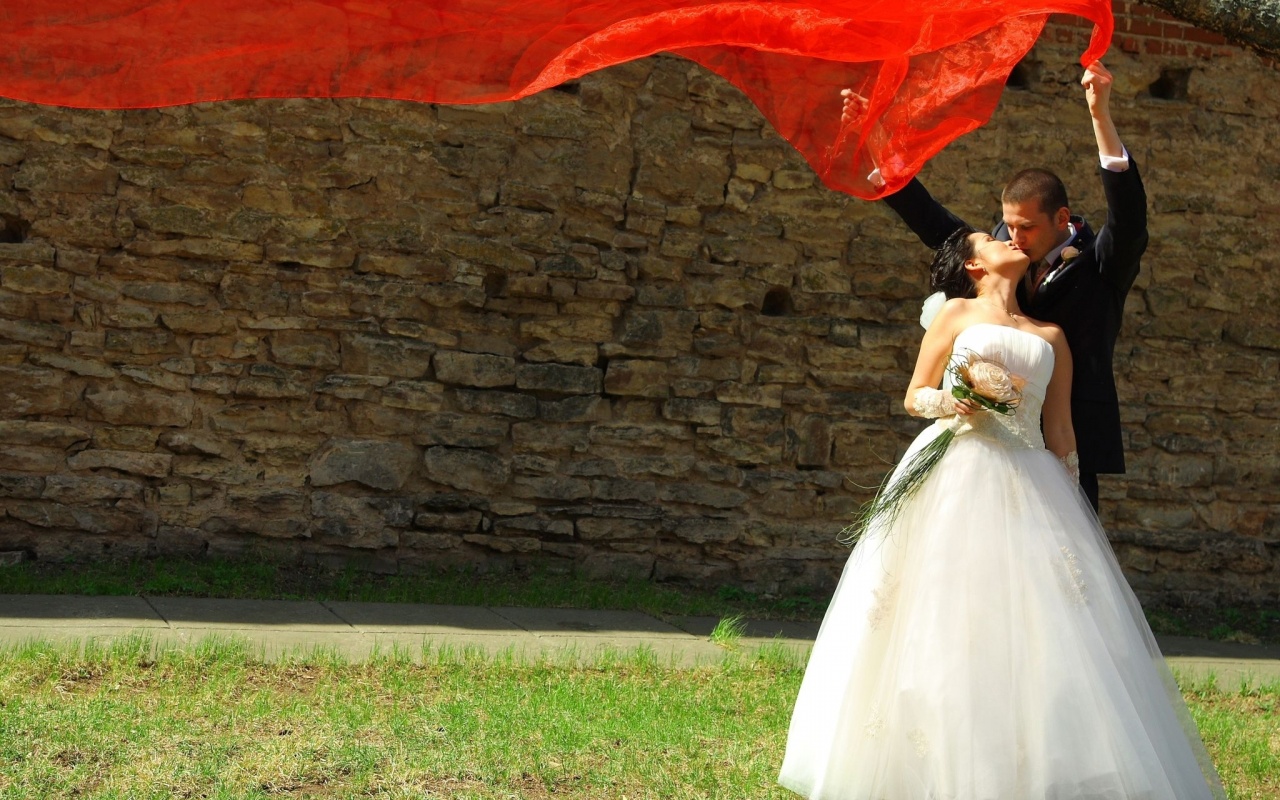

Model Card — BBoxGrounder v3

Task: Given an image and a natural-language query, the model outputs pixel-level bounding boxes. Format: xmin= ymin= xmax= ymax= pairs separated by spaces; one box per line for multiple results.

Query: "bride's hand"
xmin=840 ymin=88 xmax=868 ymax=125
xmin=953 ymin=397 xmax=981 ymax=416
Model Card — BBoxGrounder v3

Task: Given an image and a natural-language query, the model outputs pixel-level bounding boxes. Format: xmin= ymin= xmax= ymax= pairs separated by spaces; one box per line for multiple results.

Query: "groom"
xmin=850 ymin=61 xmax=1147 ymax=511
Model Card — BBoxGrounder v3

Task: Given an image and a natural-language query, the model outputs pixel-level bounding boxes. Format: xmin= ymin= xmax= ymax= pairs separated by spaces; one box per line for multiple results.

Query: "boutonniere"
xmin=1039 ymin=246 xmax=1080 ymax=291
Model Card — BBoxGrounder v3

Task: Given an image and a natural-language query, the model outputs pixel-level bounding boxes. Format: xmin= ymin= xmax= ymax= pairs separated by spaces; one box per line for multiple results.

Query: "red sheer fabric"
xmin=0 ymin=1 xmax=1112 ymax=198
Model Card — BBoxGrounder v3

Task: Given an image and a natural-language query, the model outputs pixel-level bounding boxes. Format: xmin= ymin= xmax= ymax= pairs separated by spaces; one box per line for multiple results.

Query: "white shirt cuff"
xmin=1099 ymin=146 xmax=1130 ymax=172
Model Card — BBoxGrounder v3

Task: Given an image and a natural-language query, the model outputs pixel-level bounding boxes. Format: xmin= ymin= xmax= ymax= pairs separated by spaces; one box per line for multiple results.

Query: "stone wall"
xmin=0 ymin=9 xmax=1277 ymax=606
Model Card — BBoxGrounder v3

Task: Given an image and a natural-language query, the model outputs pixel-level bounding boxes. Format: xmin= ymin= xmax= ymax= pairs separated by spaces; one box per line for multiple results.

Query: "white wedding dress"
xmin=779 ymin=323 xmax=1225 ymax=800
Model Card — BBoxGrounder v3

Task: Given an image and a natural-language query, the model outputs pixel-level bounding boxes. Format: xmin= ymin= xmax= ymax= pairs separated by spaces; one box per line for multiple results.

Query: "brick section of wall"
xmin=1049 ymin=4 xmax=1240 ymax=60
xmin=0 ymin=18 xmax=1277 ymax=607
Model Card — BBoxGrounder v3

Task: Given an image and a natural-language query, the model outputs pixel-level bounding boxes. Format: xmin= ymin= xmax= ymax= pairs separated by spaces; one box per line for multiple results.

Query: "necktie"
xmin=1029 ymin=258 xmax=1052 ymax=298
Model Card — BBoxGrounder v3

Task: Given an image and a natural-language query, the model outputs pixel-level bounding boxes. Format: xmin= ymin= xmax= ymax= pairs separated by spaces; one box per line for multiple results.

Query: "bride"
xmin=778 ymin=226 xmax=1225 ymax=799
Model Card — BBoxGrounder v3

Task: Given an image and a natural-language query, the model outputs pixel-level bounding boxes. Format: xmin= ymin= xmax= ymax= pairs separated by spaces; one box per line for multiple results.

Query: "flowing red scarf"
xmin=0 ymin=1 xmax=1112 ymax=198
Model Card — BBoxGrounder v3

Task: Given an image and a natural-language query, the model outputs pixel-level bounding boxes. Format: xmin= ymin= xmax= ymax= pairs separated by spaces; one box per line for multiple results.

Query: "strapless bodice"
xmin=940 ymin=323 xmax=1055 ymax=450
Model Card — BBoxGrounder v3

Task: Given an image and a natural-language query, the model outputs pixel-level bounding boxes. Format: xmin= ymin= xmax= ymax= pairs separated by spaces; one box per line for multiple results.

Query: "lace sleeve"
xmin=1059 ymin=451 xmax=1080 ymax=482
xmin=912 ymin=388 xmax=956 ymax=419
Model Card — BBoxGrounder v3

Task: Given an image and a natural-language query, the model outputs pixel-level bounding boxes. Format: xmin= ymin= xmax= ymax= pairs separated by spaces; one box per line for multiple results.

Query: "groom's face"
xmin=1001 ymin=200 xmax=1071 ymax=263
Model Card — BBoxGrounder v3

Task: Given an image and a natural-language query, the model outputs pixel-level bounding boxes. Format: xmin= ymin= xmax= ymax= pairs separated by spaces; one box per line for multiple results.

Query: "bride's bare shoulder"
xmin=1024 ymin=317 xmax=1066 ymax=347
xmin=934 ymin=297 xmax=978 ymax=325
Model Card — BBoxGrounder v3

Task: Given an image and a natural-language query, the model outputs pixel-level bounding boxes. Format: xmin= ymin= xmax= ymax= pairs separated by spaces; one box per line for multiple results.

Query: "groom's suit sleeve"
xmin=881 ymin=178 xmax=971 ymax=249
xmin=1091 ymin=155 xmax=1148 ymax=301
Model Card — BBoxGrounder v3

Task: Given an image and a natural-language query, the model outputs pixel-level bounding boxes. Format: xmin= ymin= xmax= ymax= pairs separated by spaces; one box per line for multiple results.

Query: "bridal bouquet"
xmin=841 ymin=352 xmax=1024 ymax=545
xmin=948 ymin=351 xmax=1024 ymax=414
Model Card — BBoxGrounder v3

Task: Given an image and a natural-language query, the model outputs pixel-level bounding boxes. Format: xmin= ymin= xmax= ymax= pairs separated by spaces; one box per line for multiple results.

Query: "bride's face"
xmin=967 ymin=232 xmax=1030 ymax=278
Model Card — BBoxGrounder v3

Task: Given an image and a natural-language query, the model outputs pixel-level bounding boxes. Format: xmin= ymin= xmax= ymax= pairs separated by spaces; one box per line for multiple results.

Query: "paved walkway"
xmin=1 ymin=594 xmax=1279 ymax=685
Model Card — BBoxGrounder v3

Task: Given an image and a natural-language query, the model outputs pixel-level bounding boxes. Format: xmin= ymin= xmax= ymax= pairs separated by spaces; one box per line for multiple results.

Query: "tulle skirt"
xmin=778 ymin=426 xmax=1225 ymax=800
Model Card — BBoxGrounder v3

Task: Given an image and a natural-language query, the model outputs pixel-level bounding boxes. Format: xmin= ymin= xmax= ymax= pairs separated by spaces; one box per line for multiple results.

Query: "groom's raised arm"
xmin=1083 ymin=62 xmax=1148 ymax=299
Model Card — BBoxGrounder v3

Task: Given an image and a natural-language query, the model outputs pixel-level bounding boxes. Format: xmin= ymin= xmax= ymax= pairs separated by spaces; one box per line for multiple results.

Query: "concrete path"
xmin=1 ymin=594 xmax=1278 ymax=685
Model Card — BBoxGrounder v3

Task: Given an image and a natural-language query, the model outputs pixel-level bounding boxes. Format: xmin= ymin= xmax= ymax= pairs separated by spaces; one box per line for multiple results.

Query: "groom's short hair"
xmin=1002 ymin=169 xmax=1069 ymax=215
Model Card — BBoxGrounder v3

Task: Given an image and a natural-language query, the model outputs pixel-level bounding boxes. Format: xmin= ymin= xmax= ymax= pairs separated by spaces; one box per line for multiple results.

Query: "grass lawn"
xmin=0 ymin=638 xmax=1276 ymax=799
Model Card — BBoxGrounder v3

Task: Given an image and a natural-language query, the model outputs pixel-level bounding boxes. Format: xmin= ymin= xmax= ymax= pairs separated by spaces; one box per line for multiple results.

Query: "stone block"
xmin=516 ymin=363 xmax=603 ymax=395
xmin=0 ymin=474 xmax=43 ymax=500
xmin=67 ymin=449 xmax=173 ymax=478
xmin=538 ymin=396 xmax=608 ymax=423
xmin=7 ymin=501 xmax=155 ymax=536
xmin=576 ymin=517 xmax=654 ymax=540
xmin=270 ymin=331 xmax=341 ymax=369
xmin=659 ymin=484 xmax=749 ymax=509
xmin=520 ymin=316 xmax=614 ymax=342
xmin=381 ymin=381 xmax=447 ymax=412
xmin=703 ymin=436 xmax=779 ymax=465
xmin=0 ymin=318 xmax=68 ymax=348
xmin=619 ymin=308 xmax=697 ymax=349
xmin=121 ymin=282 xmax=213 ymax=306
xmin=340 ymin=333 xmax=435 ymax=378
xmin=591 ymin=479 xmax=658 ymax=503
xmin=511 ymin=474 xmax=592 ymax=502
xmin=357 ymin=253 xmax=451 ymax=281
xmin=794 ymin=415 xmax=834 ymax=467
xmin=724 ymin=407 xmax=785 ymax=438
xmin=104 ymin=305 xmax=160 ymax=329
xmin=227 ymin=486 xmax=308 ymax=517
xmin=42 ymin=475 xmax=146 ymax=504
xmin=0 ymin=367 xmax=78 ymax=416
xmin=160 ymin=312 xmax=235 ymax=335
xmin=120 ymin=366 xmax=189 ymax=392
xmin=0 ymin=446 xmax=65 ymax=473
xmin=88 ymin=426 xmax=154 ymax=453
xmin=1 ymin=265 xmax=73 ymax=295
xmin=538 ymin=253 xmax=596 ymax=279
xmin=673 ymin=518 xmax=739 ymax=544
xmin=13 ymin=157 xmax=118 ymax=195
xmin=417 ymin=414 xmax=509 ymax=448
xmin=424 ymin=447 xmax=512 ymax=493
xmin=159 ymin=431 xmax=227 ymax=457
xmin=264 ymin=243 xmax=357 ymax=269
xmin=128 ymin=238 xmax=263 ymax=261
xmin=27 ymin=352 xmax=117 ymax=379
xmin=588 ymin=422 xmax=690 ymax=448
xmin=413 ymin=510 xmax=484 ymax=533
xmin=715 ymin=382 xmax=783 ymax=408
xmin=234 ymin=373 xmax=310 ymax=400
xmin=310 ymin=492 xmax=405 ymax=549
xmin=0 ymin=421 xmax=90 ymax=449
xmin=315 ymin=374 xmax=391 ymax=401
xmin=309 ymin=439 xmax=419 ymax=491
xmin=454 ymin=389 xmax=538 ymax=419
xmin=603 ymin=359 xmax=669 ymax=398
xmin=494 ymin=516 xmax=574 ymax=538
xmin=662 ymin=398 xmax=722 ymax=426
xmin=0 ymin=243 xmax=56 ymax=265
xmin=104 ymin=330 xmax=180 ymax=355
xmin=433 ymin=351 xmax=516 ymax=388
xmin=521 ymin=341 xmax=599 ymax=366
xmin=462 ymin=533 xmax=541 ymax=553
xmin=172 ymin=457 xmax=258 ymax=486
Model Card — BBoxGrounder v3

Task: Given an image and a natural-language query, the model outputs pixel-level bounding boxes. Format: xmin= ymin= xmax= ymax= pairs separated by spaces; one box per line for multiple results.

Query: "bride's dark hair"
xmin=930 ymin=225 xmax=980 ymax=299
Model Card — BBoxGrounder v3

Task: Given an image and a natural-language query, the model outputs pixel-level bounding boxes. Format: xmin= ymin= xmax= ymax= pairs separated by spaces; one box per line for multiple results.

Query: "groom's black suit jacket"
xmin=882 ymin=156 xmax=1148 ymax=475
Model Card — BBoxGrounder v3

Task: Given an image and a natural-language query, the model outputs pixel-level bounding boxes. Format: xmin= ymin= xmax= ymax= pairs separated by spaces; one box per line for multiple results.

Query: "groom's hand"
xmin=1081 ymin=61 xmax=1113 ymax=119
